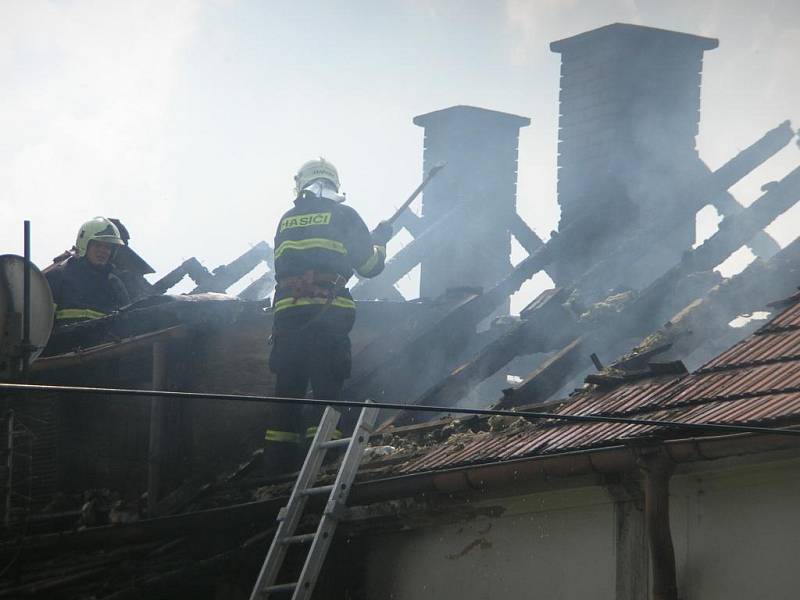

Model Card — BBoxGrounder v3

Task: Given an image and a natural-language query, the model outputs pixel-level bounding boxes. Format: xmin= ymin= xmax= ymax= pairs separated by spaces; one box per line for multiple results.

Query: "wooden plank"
xmin=508 ymin=212 xmax=544 ymax=255
xmin=352 ymin=205 xmax=467 ymax=300
xmin=623 ymin=164 xmax=800 ymax=332
xmin=612 ymin=235 xmax=800 ymax=369
xmin=712 ymin=193 xmax=780 ymax=259
xmin=495 ymin=337 xmax=587 ymax=409
xmin=393 ymin=210 xmax=426 ymax=238
xmin=31 ymin=326 xmax=187 ymax=372
xmin=192 ymin=241 xmax=272 ymax=294
xmin=390 ymin=289 xmax=576 ymax=425
xmin=573 ymin=121 xmax=795 ymax=299
xmin=498 ymin=168 xmax=800 ymax=409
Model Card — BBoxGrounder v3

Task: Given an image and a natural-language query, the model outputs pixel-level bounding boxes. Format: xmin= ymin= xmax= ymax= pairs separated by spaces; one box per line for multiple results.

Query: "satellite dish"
xmin=0 ymin=255 xmax=55 ymax=372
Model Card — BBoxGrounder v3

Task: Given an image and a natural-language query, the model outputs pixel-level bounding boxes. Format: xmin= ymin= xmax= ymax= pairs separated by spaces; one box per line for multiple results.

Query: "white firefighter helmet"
xmin=294 ymin=157 xmax=340 ymax=195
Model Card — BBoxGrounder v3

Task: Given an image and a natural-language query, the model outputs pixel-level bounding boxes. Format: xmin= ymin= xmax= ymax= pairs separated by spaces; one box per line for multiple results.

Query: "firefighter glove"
xmin=372 ymin=221 xmax=393 ymax=246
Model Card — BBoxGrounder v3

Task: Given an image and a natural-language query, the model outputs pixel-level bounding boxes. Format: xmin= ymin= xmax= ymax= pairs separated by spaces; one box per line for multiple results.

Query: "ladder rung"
xmin=249 ymin=406 xmax=380 ymax=600
xmin=319 ymin=438 xmax=351 ymax=450
xmin=264 ymin=582 xmax=297 ymax=594
xmin=301 ymin=484 xmax=334 ymax=497
xmin=283 ymin=533 xmax=316 ymax=545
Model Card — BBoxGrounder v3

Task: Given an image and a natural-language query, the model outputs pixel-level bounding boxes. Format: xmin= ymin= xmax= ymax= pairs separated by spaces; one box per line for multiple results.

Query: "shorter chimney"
xmin=413 ymin=105 xmax=530 ymax=312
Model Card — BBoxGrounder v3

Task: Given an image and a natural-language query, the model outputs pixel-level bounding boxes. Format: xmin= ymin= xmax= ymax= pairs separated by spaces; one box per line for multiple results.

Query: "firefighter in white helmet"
xmin=265 ymin=158 xmax=392 ymax=469
xmin=45 ymin=217 xmax=130 ymax=326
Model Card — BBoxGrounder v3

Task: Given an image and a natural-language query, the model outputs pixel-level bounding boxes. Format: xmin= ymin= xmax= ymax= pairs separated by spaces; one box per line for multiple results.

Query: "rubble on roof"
xmin=387 ymin=293 xmax=800 ymax=474
xmin=3 ymin=22 xmax=800 ymax=598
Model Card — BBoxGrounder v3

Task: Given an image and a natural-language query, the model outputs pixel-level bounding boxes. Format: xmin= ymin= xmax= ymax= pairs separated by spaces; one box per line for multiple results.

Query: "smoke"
xmin=0 ymin=0 xmax=201 ymax=264
xmin=504 ymin=0 xmax=642 ymax=65
xmin=505 ymin=0 xmax=800 ymax=238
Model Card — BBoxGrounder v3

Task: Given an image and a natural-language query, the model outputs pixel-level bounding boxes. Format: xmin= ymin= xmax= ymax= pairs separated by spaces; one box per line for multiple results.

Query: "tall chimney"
xmin=549 ymin=24 xmax=718 ymax=288
xmin=413 ymin=105 xmax=530 ymax=312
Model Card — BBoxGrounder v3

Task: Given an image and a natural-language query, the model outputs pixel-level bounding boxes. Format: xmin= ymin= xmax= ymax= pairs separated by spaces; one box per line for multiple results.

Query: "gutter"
xmin=351 ymin=429 xmax=800 ymax=503
xmin=350 ymin=431 xmax=799 ymax=600
xmin=7 ymin=431 xmax=798 ymax=562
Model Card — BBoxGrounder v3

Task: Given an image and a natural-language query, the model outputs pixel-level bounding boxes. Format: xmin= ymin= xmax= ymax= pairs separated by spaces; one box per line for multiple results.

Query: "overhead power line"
xmin=1 ymin=382 xmax=800 ymax=438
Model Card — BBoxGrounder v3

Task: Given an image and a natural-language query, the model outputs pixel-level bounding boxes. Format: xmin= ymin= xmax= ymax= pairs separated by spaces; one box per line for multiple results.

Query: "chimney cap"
xmin=550 ymin=22 xmax=719 ymax=54
xmin=414 ymin=105 xmax=530 ymax=129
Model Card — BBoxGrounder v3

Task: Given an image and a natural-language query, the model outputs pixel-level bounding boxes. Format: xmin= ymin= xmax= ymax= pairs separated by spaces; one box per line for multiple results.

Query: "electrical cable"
xmin=1 ymin=382 xmax=800 ymax=438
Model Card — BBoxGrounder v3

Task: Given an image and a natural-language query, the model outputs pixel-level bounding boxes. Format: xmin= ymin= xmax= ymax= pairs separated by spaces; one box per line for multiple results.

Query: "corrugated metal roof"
xmin=393 ymin=296 xmax=800 ymax=476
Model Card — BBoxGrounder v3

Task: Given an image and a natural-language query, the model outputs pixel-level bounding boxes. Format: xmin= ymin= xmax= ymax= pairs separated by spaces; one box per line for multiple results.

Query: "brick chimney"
xmin=413 ymin=105 xmax=530 ymax=312
xmin=549 ymin=23 xmax=718 ymax=286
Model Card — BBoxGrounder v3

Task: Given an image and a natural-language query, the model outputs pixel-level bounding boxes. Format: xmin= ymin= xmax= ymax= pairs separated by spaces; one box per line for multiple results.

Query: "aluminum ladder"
xmin=249 ymin=402 xmax=379 ymax=599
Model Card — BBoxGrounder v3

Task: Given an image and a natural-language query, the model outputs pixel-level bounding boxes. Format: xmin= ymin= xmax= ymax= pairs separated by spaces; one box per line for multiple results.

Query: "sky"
xmin=2 ymin=0 xmax=799 ymax=311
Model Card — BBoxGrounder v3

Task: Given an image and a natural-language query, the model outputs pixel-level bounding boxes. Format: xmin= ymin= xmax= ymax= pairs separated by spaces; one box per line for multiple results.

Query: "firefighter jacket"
xmin=272 ymin=192 xmax=386 ymax=317
xmin=45 ymin=257 xmax=130 ymax=325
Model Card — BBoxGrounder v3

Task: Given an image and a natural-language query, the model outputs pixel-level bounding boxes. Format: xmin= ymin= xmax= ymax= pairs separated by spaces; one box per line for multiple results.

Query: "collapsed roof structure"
xmin=1 ymin=22 xmax=800 ymax=600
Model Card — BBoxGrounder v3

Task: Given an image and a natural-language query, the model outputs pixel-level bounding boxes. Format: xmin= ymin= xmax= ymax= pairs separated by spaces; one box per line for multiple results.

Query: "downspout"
xmin=640 ymin=451 xmax=678 ymax=600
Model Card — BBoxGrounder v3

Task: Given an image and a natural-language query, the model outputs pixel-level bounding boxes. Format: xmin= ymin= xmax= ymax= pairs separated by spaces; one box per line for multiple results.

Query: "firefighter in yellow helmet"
xmin=45 ymin=217 xmax=130 ymax=326
xmin=265 ymin=158 xmax=392 ymax=467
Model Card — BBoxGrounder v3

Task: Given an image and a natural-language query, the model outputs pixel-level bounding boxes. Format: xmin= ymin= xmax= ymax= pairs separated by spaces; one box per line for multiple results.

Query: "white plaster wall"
xmin=364 ymin=487 xmax=616 ymax=600
xmin=671 ymin=458 xmax=800 ymax=600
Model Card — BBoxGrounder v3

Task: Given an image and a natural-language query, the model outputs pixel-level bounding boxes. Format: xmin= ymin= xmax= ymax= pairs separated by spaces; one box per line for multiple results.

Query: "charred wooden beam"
xmin=614 ymin=235 xmax=800 ymax=369
xmin=391 ymin=289 xmax=577 ymax=425
xmin=507 ymin=212 xmax=544 ymax=255
xmin=623 ymin=164 xmax=800 ymax=335
xmin=360 ymin=150 xmax=800 ymax=398
xmin=33 ymin=326 xmax=187 ymax=372
xmin=150 ymin=257 xmax=213 ymax=295
xmin=575 ymin=121 xmax=795 ymax=300
xmin=347 ymin=194 xmax=641 ymax=404
xmin=346 ymin=291 xmax=482 ymax=401
xmin=237 ymin=271 xmax=276 ymax=301
xmin=498 ymin=165 xmax=800 ymax=408
xmin=353 ymin=126 xmax=797 ymax=409
xmin=41 ymin=295 xmax=254 ymax=358
xmin=393 ymin=210 xmax=425 ymax=238
xmin=712 ymin=193 xmax=780 ymax=258
xmin=382 ymin=155 xmax=800 ymax=414
xmin=354 ymin=207 xmax=548 ymax=301
xmin=348 ymin=241 xmax=560 ymax=402
xmin=155 ymin=449 xmax=265 ymax=516
xmin=347 ymin=207 xmax=607 ymax=403
xmin=495 ymin=336 xmax=588 ymax=409
xmin=192 ymin=241 xmax=272 ymax=294
xmin=352 ymin=205 xmax=466 ymax=300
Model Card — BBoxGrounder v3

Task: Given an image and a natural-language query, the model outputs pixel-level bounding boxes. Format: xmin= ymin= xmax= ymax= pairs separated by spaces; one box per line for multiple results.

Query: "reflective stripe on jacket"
xmin=54 ymin=308 xmax=107 ymax=321
xmin=44 ymin=257 xmax=129 ymax=324
xmin=273 ymin=193 xmax=386 ymax=314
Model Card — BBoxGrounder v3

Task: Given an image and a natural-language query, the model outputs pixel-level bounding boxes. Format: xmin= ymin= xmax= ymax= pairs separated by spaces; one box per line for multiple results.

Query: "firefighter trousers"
xmin=265 ymin=307 xmax=356 ymax=470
